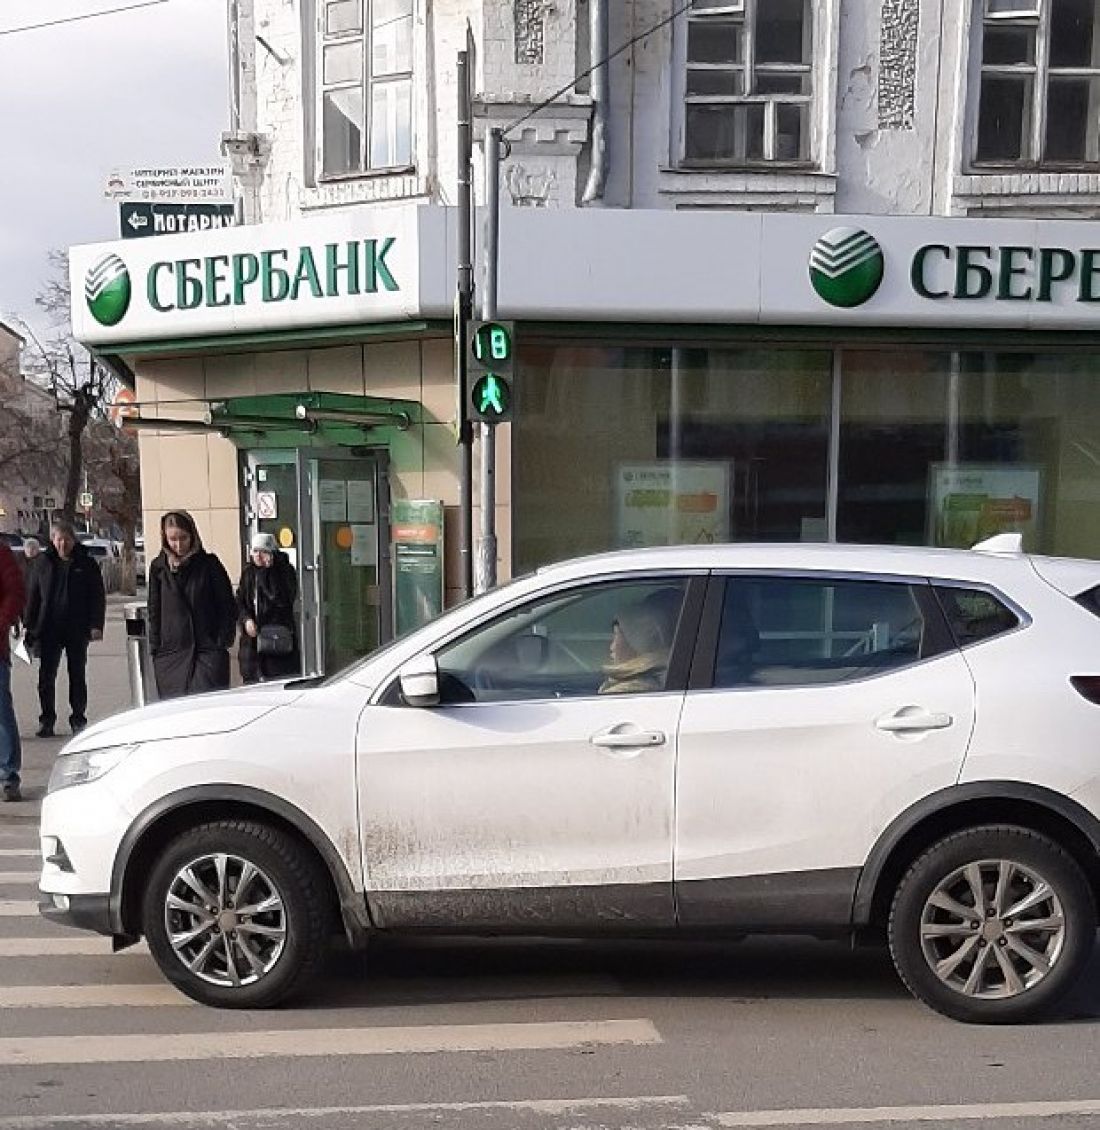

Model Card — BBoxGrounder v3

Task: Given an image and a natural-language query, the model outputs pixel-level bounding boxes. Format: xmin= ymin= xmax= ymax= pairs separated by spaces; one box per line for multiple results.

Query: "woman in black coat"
xmin=236 ymin=532 xmax=301 ymax=684
xmin=147 ymin=511 xmax=237 ymax=700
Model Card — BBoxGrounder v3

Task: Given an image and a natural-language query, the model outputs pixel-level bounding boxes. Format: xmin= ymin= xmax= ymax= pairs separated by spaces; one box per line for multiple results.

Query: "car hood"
xmin=62 ymin=683 xmax=300 ymax=754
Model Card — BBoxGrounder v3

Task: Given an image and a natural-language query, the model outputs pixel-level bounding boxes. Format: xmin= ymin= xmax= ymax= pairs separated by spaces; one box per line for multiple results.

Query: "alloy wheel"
xmin=919 ymin=857 xmax=1066 ymax=1000
xmin=164 ymin=852 xmax=287 ymax=987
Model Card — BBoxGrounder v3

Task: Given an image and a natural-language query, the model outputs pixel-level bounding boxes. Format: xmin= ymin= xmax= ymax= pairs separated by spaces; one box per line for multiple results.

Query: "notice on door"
xmin=351 ymin=524 xmax=377 ymax=567
xmin=616 ymin=462 xmax=731 ymax=548
xmin=347 ymin=479 xmax=375 ymax=523
xmin=319 ymin=480 xmax=348 ymax=522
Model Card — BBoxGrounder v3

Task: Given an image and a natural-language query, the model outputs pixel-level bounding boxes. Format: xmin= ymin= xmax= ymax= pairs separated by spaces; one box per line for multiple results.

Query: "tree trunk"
xmin=62 ymin=402 xmax=88 ymax=524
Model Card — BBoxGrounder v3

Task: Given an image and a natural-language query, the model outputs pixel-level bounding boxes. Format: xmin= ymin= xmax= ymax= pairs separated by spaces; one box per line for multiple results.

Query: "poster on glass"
xmin=616 ymin=462 xmax=732 ymax=549
xmin=929 ymin=464 xmax=1042 ymax=551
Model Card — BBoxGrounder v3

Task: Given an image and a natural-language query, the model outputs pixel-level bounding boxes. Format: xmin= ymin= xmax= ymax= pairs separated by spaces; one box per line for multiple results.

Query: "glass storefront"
xmin=514 ymin=338 xmax=1100 ymax=572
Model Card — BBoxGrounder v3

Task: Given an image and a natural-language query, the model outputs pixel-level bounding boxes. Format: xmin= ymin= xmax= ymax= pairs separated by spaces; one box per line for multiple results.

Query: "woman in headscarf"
xmin=598 ymin=602 xmax=674 ymax=695
xmin=147 ymin=511 xmax=237 ymax=700
xmin=236 ymin=532 xmax=301 ymax=684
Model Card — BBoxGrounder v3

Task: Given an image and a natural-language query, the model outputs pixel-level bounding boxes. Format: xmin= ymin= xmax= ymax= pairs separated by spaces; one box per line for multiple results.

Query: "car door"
xmin=357 ymin=574 xmax=704 ymax=932
xmin=674 ymin=572 xmax=975 ymax=929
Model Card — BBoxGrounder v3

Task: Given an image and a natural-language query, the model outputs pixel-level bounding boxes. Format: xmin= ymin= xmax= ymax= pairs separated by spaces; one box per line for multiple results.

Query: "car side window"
xmin=933 ymin=586 xmax=1019 ymax=645
xmin=432 ymin=579 xmax=689 ymax=704
xmin=713 ymin=577 xmax=932 ymax=689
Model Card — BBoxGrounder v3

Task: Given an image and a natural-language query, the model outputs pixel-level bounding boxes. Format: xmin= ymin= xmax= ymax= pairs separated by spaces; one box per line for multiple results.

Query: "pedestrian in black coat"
xmin=236 ymin=532 xmax=301 ymax=684
xmin=147 ymin=511 xmax=237 ymax=700
xmin=24 ymin=522 xmax=106 ymax=737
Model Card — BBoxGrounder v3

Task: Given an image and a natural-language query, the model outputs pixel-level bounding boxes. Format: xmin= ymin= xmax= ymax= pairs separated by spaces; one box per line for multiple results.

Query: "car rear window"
xmin=1075 ymin=585 xmax=1100 ymax=619
xmin=933 ymin=586 xmax=1019 ymax=645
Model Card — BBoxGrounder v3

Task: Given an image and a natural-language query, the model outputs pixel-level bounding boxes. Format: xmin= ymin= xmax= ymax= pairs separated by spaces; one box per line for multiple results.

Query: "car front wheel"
xmin=142 ymin=819 xmax=332 ymax=1009
xmin=888 ymin=825 xmax=1096 ymax=1023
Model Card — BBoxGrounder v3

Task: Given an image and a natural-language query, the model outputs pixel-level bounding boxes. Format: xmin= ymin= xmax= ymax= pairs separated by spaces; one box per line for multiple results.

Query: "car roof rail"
xmin=971 ymin=532 xmax=1024 ymax=556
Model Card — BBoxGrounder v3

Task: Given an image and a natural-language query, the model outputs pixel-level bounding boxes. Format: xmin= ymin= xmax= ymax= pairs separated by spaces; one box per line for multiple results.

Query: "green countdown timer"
xmin=471 ymin=322 xmax=513 ymax=363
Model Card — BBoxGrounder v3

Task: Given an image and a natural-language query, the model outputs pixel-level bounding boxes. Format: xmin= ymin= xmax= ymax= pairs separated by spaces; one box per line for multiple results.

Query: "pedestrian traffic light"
xmin=467 ymin=320 xmax=514 ymax=423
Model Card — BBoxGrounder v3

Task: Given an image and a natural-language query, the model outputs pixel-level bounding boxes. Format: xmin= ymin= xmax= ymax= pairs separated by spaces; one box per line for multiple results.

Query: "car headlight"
xmin=48 ymin=744 xmax=140 ymax=793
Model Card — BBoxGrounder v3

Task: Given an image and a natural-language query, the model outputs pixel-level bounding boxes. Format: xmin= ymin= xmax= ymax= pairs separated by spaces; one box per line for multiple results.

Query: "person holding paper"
xmin=0 ymin=541 xmax=26 ymax=802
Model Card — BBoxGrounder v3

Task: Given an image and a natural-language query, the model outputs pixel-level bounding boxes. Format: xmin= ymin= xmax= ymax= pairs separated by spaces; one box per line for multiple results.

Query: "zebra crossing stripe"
xmin=0 ymin=872 xmax=38 ymax=884
xmin=0 ymin=937 xmax=149 ymax=957
xmin=0 ymin=984 xmax=190 ymax=1008
xmin=0 ymin=1018 xmax=662 ymax=1065
xmin=0 ymin=901 xmax=38 ymax=917
xmin=0 ymin=849 xmax=39 ymax=858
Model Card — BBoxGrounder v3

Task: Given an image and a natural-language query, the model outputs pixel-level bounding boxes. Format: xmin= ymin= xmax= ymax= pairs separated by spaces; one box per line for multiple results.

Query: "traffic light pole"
xmin=475 ymin=127 xmax=503 ymax=594
xmin=456 ymin=46 xmax=475 ymax=599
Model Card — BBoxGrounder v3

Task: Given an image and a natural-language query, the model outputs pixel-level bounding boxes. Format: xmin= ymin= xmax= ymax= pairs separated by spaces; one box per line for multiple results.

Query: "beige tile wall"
xmin=134 ymin=332 xmax=503 ymax=600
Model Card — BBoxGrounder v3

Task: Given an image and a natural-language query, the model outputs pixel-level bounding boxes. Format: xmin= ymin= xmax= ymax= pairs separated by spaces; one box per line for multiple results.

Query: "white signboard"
xmin=256 ymin=491 xmax=278 ymax=520
xmin=929 ymin=464 xmax=1042 ymax=550
xmin=347 ymin=480 xmax=375 ymax=523
xmin=319 ymin=480 xmax=348 ymax=523
xmin=616 ymin=462 xmax=732 ymax=549
xmin=104 ymin=165 xmax=233 ymax=203
xmin=70 ymin=206 xmax=425 ymax=345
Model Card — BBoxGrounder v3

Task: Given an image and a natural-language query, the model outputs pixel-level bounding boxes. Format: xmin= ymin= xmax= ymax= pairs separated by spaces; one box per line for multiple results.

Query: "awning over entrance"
xmin=128 ymin=391 xmax=421 ymax=447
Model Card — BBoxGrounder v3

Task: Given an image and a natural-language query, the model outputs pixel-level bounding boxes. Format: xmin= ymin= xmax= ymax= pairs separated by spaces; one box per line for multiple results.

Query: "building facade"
xmin=70 ymin=0 xmax=1100 ymax=673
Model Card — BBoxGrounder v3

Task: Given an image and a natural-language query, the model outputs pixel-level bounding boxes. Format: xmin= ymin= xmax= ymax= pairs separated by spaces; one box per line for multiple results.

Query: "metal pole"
xmin=475 ymin=127 xmax=502 ymax=594
xmin=456 ymin=48 xmax=475 ymax=599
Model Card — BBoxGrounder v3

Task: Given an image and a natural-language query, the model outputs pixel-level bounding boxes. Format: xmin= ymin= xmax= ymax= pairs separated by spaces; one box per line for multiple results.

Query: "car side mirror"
xmin=398 ymin=654 xmax=440 ymax=708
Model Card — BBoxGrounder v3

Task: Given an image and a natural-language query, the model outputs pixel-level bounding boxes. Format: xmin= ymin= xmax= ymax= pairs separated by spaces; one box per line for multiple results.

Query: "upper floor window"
xmin=679 ymin=0 xmax=813 ymax=166
xmin=318 ymin=0 xmax=413 ymax=177
xmin=975 ymin=0 xmax=1100 ymax=167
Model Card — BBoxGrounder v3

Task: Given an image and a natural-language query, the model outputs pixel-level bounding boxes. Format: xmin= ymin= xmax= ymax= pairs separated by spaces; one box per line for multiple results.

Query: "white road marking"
xmin=0 ymin=871 xmax=38 ymax=883
xmin=0 ymin=1095 xmax=690 ymax=1128
xmin=0 ymin=1017 xmax=662 ymax=1065
xmin=0 ymin=983 xmax=189 ymax=1008
xmin=711 ymin=1097 xmax=1100 ymax=1126
xmin=0 ymin=849 xmax=38 ymax=858
xmin=0 ymin=937 xmax=149 ymax=957
xmin=0 ymin=900 xmax=38 ymax=917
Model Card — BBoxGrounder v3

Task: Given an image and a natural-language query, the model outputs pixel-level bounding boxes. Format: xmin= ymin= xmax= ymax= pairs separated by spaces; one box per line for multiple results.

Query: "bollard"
xmin=124 ymin=602 xmax=158 ymax=708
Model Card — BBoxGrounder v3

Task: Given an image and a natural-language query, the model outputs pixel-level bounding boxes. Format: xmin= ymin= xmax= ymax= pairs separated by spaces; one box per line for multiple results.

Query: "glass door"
xmin=301 ymin=451 xmax=391 ymax=675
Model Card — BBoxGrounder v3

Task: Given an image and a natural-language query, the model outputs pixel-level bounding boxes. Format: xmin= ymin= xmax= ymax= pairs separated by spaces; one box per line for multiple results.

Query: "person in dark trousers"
xmin=147 ymin=511 xmax=236 ymax=700
xmin=24 ymin=521 xmax=106 ymax=738
xmin=0 ymin=541 xmax=26 ymax=800
xmin=236 ymin=532 xmax=301 ymax=684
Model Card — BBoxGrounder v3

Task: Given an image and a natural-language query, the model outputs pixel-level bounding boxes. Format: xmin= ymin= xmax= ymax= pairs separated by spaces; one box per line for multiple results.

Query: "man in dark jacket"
xmin=24 ymin=521 xmax=106 ymax=738
xmin=0 ymin=541 xmax=26 ymax=800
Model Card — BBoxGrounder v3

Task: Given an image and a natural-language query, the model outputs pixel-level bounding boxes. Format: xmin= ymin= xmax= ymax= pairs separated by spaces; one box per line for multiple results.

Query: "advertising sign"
xmin=616 ymin=462 xmax=732 ymax=549
xmin=393 ymin=500 xmax=444 ymax=637
xmin=104 ymin=165 xmax=233 ymax=202
xmin=930 ymin=464 xmax=1042 ymax=550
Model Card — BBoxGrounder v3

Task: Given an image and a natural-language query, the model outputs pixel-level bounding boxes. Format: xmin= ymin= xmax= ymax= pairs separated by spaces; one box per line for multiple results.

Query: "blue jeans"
xmin=0 ymin=659 xmax=20 ymax=788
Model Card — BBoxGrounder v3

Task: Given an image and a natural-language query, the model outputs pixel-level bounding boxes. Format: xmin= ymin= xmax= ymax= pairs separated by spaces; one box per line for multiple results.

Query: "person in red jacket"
xmin=0 ymin=541 xmax=26 ymax=801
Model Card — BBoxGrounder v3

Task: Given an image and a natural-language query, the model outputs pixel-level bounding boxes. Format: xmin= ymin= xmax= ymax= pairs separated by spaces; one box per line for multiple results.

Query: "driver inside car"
xmin=598 ymin=603 xmax=673 ymax=695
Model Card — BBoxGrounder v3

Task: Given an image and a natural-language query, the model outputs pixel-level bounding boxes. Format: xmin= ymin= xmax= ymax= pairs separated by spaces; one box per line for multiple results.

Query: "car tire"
xmin=888 ymin=825 xmax=1096 ymax=1024
xmin=142 ymin=819 xmax=333 ymax=1009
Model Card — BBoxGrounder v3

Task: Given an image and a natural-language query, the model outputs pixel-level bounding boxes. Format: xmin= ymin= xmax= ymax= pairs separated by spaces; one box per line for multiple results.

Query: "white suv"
xmin=38 ymin=535 xmax=1100 ymax=1022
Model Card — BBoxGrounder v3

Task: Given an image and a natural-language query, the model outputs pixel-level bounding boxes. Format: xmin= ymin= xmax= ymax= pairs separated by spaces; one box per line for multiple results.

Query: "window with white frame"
xmin=318 ymin=0 xmax=413 ymax=177
xmin=680 ymin=0 xmax=813 ymax=165
xmin=976 ymin=0 xmax=1100 ymax=166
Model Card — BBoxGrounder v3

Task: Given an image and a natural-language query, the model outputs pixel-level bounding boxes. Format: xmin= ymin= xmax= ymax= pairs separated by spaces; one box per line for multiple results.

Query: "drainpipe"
xmin=581 ymin=0 xmax=609 ymax=204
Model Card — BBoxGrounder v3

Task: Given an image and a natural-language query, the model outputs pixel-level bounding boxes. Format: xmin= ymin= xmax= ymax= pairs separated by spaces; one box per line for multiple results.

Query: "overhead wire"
xmin=0 ymin=0 xmax=170 ymax=38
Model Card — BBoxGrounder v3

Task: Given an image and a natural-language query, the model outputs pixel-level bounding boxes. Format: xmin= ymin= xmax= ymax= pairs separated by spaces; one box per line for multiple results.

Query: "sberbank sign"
xmin=910 ymin=243 xmax=1100 ymax=303
xmin=145 ymin=237 xmax=397 ymax=313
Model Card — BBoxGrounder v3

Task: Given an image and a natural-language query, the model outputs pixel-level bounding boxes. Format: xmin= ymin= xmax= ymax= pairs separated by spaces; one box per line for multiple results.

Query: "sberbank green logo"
xmin=85 ymin=254 xmax=132 ymax=326
xmin=809 ymin=227 xmax=884 ymax=308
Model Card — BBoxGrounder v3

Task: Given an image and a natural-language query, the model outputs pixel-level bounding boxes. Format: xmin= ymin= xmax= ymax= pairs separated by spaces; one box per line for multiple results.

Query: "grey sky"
xmin=0 ymin=0 xmax=228 ymax=330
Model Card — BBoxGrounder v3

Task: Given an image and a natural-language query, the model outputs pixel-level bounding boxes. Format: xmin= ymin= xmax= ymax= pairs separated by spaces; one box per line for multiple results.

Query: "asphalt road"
xmin=4 ymin=601 xmax=1100 ymax=1130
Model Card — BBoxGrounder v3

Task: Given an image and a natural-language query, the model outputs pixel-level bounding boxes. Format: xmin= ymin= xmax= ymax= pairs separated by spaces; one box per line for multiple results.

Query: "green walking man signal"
xmin=467 ymin=320 xmax=515 ymax=423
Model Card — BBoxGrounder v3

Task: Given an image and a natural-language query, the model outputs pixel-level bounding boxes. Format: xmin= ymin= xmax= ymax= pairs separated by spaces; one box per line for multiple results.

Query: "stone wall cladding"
xmin=878 ymin=0 xmax=918 ymax=131
xmin=514 ymin=0 xmax=546 ymax=64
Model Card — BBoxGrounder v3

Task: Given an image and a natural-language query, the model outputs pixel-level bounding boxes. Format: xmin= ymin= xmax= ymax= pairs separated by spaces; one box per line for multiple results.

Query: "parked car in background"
xmin=37 ymin=534 xmax=1100 ymax=1023
xmin=0 ymin=533 xmax=24 ymax=550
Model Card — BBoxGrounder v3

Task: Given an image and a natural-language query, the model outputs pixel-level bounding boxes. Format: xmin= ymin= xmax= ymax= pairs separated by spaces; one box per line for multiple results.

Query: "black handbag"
xmin=257 ymin=623 xmax=294 ymax=656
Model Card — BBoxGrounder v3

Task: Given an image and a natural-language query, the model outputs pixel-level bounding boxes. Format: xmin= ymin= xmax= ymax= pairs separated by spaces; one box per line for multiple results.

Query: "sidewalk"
xmin=6 ymin=593 xmax=137 ymax=810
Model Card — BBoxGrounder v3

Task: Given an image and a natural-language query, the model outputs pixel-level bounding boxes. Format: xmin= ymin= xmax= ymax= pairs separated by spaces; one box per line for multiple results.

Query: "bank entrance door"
xmin=244 ymin=450 xmax=391 ymax=676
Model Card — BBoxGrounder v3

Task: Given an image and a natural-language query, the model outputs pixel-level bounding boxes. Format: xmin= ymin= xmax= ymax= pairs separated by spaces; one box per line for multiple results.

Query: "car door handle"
xmin=590 ymin=727 xmax=667 ymax=749
xmin=875 ymin=709 xmax=954 ymax=733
